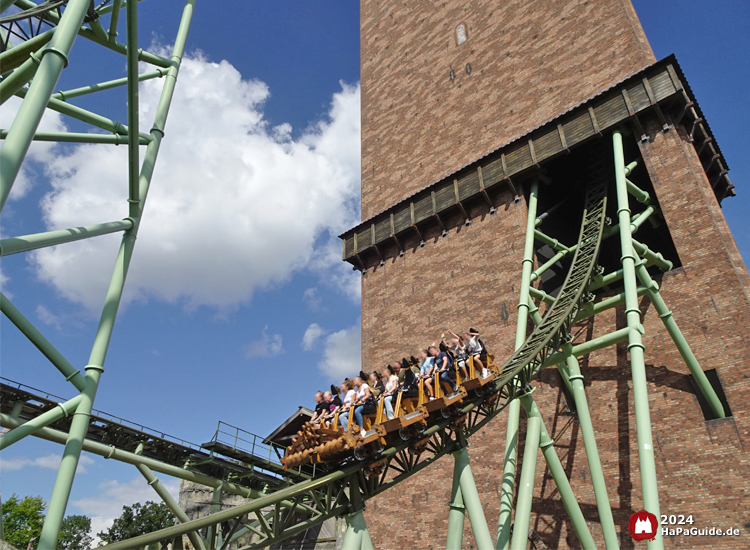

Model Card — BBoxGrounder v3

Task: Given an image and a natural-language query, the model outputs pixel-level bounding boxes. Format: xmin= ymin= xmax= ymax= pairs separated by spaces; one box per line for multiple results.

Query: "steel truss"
xmin=1 ymin=1 xmax=726 ymax=548
xmin=0 ymin=0 xmax=197 ymax=547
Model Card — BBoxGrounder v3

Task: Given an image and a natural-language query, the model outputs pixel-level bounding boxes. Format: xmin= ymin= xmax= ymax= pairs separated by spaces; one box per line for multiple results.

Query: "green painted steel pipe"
xmin=11 ymin=0 xmax=171 ymax=68
xmin=632 ymin=238 xmax=672 ymax=271
xmin=498 ymin=179 xmax=540 ymax=550
xmin=87 ymin=19 xmax=110 ymax=43
xmin=0 ymin=292 xmax=87 ymax=391
xmin=0 ymin=57 xmax=38 ymax=106
xmin=630 ymin=206 xmax=656 ymax=233
xmin=0 ymin=394 xmax=82 ymax=450
xmin=39 ymin=234 xmax=136 ymax=548
xmin=509 ymin=415 xmax=540 ymax=550
xmin=0 ymin=29 xmax=54 ymax=73
xmin=108 ymin=0 xmax=122 ymax=41
xmin=562 ymin=344 xmax=619 ymax=549
xmin=534 ymin=229 xmax=570 ymax=253
xmin=342 ymin=511 xmax=367 ymax=550
xmin=613 ymin=128 xmax=664 ymax=550
xmin=0 ymin=219 xmax=133 ymax=256
xmin=134 ymin=443 xmax=207 ymax=550
xmin=454 ymin=447 xmax=494 ymax=550
xmin=125 ymin=0 xmax=140 ymax=217
xmin=575 ymin=286 xmax=649 ymax=322
xmin=531 ymin=248 xmax=568 ymax=282
xmin=626 ymin=178 xmax=651 ymax=205
xmin=528 ymin=286 xmax=554 ymax=305
xmin=39 ymin=4 xmax=196 ymax=545
xmin=13 ymin=87 xmax=151 ymax=141
xmin=0 ymin=0 xmax=93 ymax=212
xmin=526 ymin=293 xmax=544 ymax=326
xmin=555 ymin=363 xmax=576 ymax=397
xmin=589 ymin=268 xmax=625 ymax=292
xmin=541 ymin=327 xmax=632 ymax=370
xmin=1 ymin=0 xmax=17 ymax=13
xmin=635 ymin=265 xmax=725 ymax=418
xmin=52 ymin=69 xmax=166 ymax=101
xmin=446 ymin=456 xmax=466 ymax=550
xmin=362 ymin=524 xmax=375 ymax=550
xmin=0 ymin=130 xmax=151 ymax=144
xmin=206 ymin=484 xmax=223 ymax=549
xmin=518 ymin=394 xmax=596 ymax=549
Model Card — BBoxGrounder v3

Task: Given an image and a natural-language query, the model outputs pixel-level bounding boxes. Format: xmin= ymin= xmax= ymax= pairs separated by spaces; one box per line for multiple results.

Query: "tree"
xmin=1 ymin=494 xmax=45 ymax=549
xmin=58 ymin=515 xmax=92 ymax=550
xmin=97 ymin=501 xmax=174 ymax=547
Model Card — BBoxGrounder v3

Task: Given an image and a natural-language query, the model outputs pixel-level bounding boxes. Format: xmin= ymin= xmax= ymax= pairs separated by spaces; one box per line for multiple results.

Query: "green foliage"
xmin=96 ymin=501 xmax=175 ymax=546
xmin=58 ymin=514 xmax=92 ymax=550
xmin=2 ymin=494 xmax=46 ymax=549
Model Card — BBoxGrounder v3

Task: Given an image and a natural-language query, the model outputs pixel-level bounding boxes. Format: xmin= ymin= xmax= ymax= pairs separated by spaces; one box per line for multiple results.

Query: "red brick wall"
xmin=358 ymin=1 xmax=750 ymax=548
xmin=360 ymin=0 xmax=654 ymax=219
xmin=360 ymin=124 xmax=750 ymax=549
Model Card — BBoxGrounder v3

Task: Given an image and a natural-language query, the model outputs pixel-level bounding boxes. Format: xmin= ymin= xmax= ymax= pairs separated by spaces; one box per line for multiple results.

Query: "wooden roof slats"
xmin=340 ymin=57 xmax=734 ymax=264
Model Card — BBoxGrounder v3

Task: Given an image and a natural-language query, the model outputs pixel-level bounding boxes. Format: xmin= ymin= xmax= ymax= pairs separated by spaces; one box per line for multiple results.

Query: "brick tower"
xmin=341 ymin=1 xmax=749 ymax=549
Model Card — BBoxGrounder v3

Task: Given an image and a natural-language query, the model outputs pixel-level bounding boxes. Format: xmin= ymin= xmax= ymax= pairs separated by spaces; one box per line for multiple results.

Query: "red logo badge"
xmin=628 ymin=510 xmax=658 ymax=541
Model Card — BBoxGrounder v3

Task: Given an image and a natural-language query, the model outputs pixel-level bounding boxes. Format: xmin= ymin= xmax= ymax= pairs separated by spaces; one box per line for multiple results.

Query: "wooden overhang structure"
xmin=339 ymin=55 xmax=735 ymax=270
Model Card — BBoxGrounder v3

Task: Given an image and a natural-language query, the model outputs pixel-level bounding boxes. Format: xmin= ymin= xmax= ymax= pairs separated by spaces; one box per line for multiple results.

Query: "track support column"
xmin=613 ymin=128 xmax=664 ymax=549
xmin=498 ymin=179 xmax=540 ymax=550
xmin=453 ymin=446 xmax=494 ymax=549
xmin=634 ymin=263 xmax=725 ymax=418
xmin=446 ymin=455 xmax=466 ymax=550
xmin=509 ymin=416 xmax=540 ymax=550
xmin=342 ymin=511 xmax=369 ymax=550
xmin=518 ymin=393 xmax=596 ymax=549
xmin=562 ymin=343 xmax=619 ymax=549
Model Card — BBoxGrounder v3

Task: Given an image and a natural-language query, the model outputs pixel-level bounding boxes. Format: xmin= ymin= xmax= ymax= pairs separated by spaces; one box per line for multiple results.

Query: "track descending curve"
xmin=99 ymin=154 xmax=610 ymax=550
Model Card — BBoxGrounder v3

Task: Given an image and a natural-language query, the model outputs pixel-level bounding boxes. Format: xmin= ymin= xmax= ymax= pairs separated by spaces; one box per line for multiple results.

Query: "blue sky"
xmin=1 ymin=0 xmax=747 ymax=537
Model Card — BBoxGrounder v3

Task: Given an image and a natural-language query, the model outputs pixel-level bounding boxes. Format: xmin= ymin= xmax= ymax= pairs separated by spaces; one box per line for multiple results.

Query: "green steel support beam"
xmin=13 ymin=87 xmax=152 ymax=142
xmin=0 ymin=28 xmax=54 ymax=73
xmin=635 ymin=264 xmax=725 ymax=418
xmin=0 ymin=292 xmax=87 ymax=391
xmin=632 ymin=239 xmax=672 ymax=271
xmin=446 ymin=457 xmax=466 ymax=550
xmin=206 ymin=483 xmax=223 ymax=549
xmin=575 ymin=284 xmax=649 ymax=322
xmin=541 ymin=327 xmax=632 ymax=370
xmin=37 ymin=2 xmax=196 ymax=545
xmin=555 ymin=363 xmax=576 ymax=397
xmin=125 ymin=0 xmax=140 ymax=217
xmin=562 ymin=343 xmax=619 ymax=549
xmin=0 ymin=0 xmax=16 ymax=13
xmin=134 ymin=443 xmax=207 ymax=550
xmin=497 ymin=179 xmax=539 ymax=550
xmin=613 ymin=128 xmax=664 ymax=550
xmin=0 ymin=394 xmax=81 ymax=450
xmin=342 ymin=511 xmax=366 ymax=550
xmin=0 ymin=130 xmax=151 ymax=144
xmin=52 ymin=68 xmax=166 ymax=101
xmin=0 ymin=56 xmax=39 ymax=106
xmin=454 ymin=446 xmax=493 ymax=550
xmin=509 ymin=415 xmax=540 ymax=550
xmin=534 ymin=228 xmax=570 ymax=253
xmin=518 ymin=394 xmax=596 ymax=549
xmin=0 ymin=219 xmax=133 ymax=256
xmin=108 ymin=0 xmax=122 ymax=42
xmin=0 ymin=0 xmax=92 ymax=212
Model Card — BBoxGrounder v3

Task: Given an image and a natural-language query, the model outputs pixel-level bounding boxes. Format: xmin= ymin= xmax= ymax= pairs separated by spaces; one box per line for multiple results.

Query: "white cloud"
xmin=303 ymin=287 xmax=322 ymax=310
xmin=319 ymin=323 xmax=361 ymax=380
xmin=244 ymin=325 xmax=284 ymax=358
xmin=0 ymin=97 xmax=66 ymax=202
xmin=1 ymin=453 xmax=94 ymax=473
xmin=70 ymin=476 xmax=180 ymax=540
xmin=36 ymin=304 xmax=61 ymax=329
xmin=28 ymin=52 xmax=361 ymax=312
xmin=302 ymin=322 xmax=325 ymax=350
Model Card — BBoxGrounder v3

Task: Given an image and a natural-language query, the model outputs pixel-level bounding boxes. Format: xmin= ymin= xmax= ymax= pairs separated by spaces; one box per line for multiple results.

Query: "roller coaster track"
xmin=86 ymin=154 xmax=610 ymax=549
xmin=1 ymin=1 xmax=727 ymax=546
